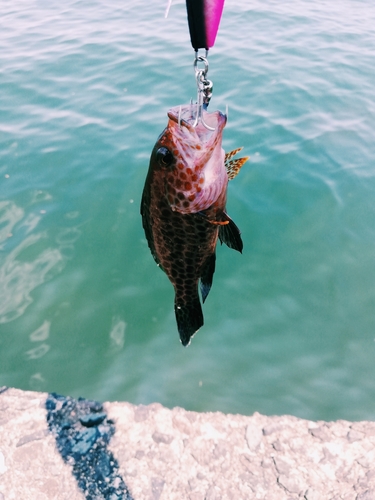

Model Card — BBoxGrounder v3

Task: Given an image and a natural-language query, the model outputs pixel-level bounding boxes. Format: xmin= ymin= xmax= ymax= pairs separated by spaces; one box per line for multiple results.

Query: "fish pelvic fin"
xmin=196 ymin=210 xmax=229 ymax=226
xmin=225 ymin=147 xmax=249 ymax=180
xmin=200 ymin=252 xmax=216 ymax=303
xmin=175 ymin=295 xmax=203 ymax=347
xmin=219 ymin=212 xmax=243 ymax=253
xmin=206 ymin=219 xmax=229 ymax=226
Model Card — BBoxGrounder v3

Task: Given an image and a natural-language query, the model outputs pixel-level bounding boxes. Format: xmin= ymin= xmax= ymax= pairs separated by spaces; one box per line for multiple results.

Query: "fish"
xmin=141 ymin=104 xmax=248 ymax=346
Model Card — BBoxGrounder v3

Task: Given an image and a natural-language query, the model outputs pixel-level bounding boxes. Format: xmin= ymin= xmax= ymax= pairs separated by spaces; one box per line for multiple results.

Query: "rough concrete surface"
xmin=0 ymin=388 xmax=81 ymax=500
xmin=1 ymin=388 xmax=375 ymax=500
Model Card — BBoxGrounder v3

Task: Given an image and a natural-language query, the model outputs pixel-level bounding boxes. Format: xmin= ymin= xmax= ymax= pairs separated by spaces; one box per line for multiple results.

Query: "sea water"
xmin=1 ymin=0 xmax=375 ymax=421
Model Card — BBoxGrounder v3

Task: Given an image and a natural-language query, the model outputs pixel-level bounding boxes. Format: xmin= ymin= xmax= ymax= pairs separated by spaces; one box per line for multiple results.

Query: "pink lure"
xmin=186 ymin=0 xmax=225 ymax=50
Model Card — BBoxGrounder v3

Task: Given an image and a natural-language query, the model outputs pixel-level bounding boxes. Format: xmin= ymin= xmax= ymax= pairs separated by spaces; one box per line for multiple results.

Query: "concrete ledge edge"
xmin=1 ymin=387 xmax=375 ymax=500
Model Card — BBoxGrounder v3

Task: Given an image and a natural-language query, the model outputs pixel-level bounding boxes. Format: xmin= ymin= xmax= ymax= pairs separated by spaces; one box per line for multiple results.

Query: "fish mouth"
xmin=164 ymin=104 xmax=228 ymax=214
xmin=167 ymin=105 xmax=227 ymax=147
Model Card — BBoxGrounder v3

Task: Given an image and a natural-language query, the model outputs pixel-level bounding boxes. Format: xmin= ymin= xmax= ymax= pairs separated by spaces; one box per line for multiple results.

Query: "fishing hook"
xmin=192 ymin=53 xmax=215 ymax=131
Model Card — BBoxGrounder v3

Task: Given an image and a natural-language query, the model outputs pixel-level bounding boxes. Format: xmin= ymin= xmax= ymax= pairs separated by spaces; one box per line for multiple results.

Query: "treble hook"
xmin=192 ymin=53 xmax=215 ymax=131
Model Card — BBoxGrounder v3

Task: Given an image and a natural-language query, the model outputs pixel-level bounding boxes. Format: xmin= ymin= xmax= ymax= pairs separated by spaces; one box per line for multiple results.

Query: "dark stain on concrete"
xmin=46 ymin=392 xmax=133 ymax=500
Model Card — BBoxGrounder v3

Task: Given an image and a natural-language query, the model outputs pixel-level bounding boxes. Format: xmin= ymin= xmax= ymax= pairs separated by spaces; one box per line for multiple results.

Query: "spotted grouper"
xmin=141 ymin=104 xmax=248 ymax=346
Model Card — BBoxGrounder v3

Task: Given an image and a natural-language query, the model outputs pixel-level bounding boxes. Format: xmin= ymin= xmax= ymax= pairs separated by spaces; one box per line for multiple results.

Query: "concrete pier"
xmin=1 ymin=387 xmax=375 ymax=499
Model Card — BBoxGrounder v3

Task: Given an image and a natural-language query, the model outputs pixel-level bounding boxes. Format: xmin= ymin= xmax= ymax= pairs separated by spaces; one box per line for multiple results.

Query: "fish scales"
xmin=141 ymin=105 xmax=248 ymax=346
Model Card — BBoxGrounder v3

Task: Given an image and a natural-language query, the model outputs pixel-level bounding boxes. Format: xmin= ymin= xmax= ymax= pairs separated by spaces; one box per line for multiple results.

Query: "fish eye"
xmin=156 ymin=147 xmax=173 ymax=167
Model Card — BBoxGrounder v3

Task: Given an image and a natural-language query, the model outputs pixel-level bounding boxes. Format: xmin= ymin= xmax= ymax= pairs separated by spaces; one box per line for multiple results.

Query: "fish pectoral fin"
xmin=218 ymin=212 xmax=243 ymax=253
xmin=175 ymin=296 xmax=203 ymax=347
xmin=200 ymin=252 xmax=216 ymax=303
xmin=225 ymin=148 xmax=249 ymax=180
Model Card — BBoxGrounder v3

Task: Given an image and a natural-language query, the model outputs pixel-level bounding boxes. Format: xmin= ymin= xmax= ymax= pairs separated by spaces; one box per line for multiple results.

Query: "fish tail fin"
xmin=175 ymin=294 xmax=203 ymax=347
xmin=219 ymin=212 xmax=243 ymax=253
xmin=200 ymin=252 xmax=216 ymax=303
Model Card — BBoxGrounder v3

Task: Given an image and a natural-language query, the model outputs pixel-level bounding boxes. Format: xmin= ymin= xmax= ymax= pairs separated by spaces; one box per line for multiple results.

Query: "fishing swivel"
xmin=192 ymin=52 xmax=215 ymax=130
xmin=194 ymin=52 xmax=213 ymax=110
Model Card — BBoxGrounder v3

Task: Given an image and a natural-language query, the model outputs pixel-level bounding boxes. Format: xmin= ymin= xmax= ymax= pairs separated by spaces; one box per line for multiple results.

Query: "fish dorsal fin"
xmin=218 ymin=212 xmax=243 ymax=253
xmin=141 ymin=182 xmax=164 ymax=271
xmin=225 ymin=147 xmax=249 ymax=180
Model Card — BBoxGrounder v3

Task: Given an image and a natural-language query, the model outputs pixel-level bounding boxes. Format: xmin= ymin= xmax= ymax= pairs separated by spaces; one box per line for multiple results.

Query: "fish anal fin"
xmin=218 ymin=212 xmax=243 ymax=253
xmin=200 ymin=252 xmax=216 ymax=303
xmin=175 ymin=295 xmax=203 ymax=346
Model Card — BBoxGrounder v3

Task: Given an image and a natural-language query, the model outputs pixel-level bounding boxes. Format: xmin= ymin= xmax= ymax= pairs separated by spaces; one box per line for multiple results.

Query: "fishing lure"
xmin=166 ymin=0 xmax=225 ymax=50
xmin=186 ymin=0 xmax=225 ymax=50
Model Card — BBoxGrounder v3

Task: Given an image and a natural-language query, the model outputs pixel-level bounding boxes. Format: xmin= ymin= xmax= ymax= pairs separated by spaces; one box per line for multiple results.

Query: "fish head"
xmin=151 ymin=105 xmax=228 ymax=214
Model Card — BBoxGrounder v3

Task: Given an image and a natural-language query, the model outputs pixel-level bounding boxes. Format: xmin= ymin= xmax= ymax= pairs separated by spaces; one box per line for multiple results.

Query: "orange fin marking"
xmin=225 ymin=147 xmax=249 ymax=180
xmin=224 ymin=147 xmax=243 ymax=163
xmin=197 ymin=211 xmax=231 ymax=226
xmin=206 ymin=219 xmax=230 ymax=226
xmin=226 ymin=156 xmax=250 ymax=180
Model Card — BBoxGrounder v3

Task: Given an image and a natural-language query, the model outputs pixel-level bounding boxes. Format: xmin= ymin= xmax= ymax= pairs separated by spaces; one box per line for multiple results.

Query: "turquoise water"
xmin=1 ymin=0 xmax=375 ymax=422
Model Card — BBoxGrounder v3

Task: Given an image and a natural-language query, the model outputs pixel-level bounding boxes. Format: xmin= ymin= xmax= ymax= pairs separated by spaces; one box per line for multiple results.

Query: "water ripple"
xmin=1 ymin=0 xmax=375 ymax=420
xmin=0 ymin=201 xmax=65 ymax=323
